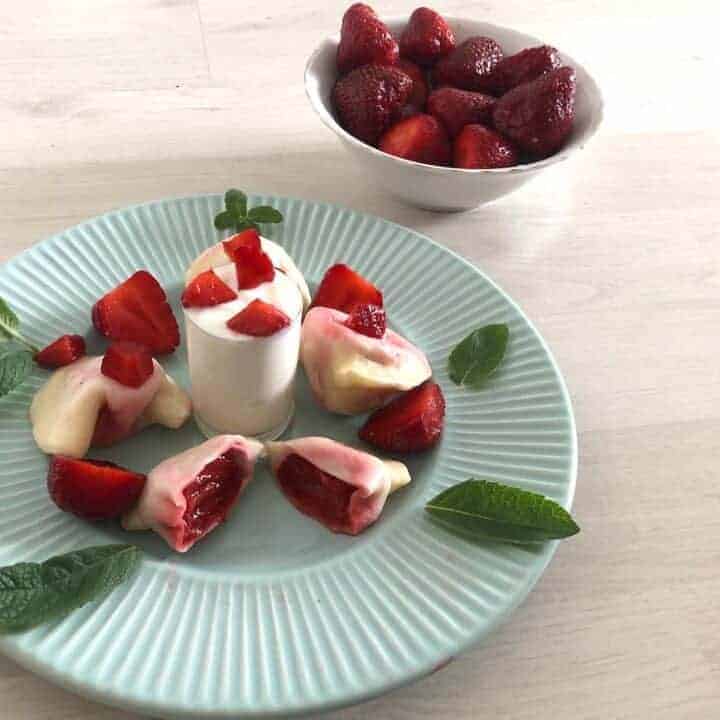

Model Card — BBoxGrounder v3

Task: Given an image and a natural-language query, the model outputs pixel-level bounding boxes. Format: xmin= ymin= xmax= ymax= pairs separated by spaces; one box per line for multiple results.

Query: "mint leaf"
xmin=0 ymin=544 xmax=142 ymax=633
xmin=235 ymin=219 xmax=260 ymax=232
xmin=214 ymin=210 xmax=236 ymax=231
xmin=448 ymin=323 xmax=509 ymax=389
xmin=0 ymin=350 xmax=33 ymax=398
xmin=224 ymin=188 xmax=247 ymax=217
xmin=0 ymin=298 xmax=19 ymax=341
xmin=247 ymin=206 xmax=283 ymax=224
xmin=426 ymin=479 xmax=579 ymax=543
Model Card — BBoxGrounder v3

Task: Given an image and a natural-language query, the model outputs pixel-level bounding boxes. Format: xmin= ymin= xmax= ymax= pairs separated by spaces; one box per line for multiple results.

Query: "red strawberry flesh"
xmin=310 ymin=264 xmax=383 ymax=313
xmin=47 ymin=455 xmax=146 ymax=520
xmin=337 ymin=3 xmax=399 ymax=75
xmin=181 ymin=269 xmax=237 ymax=308
xmin=35 ymin=334 xmax=86 ymax=369
xmin=223 ymin=228 xmax=261 ymax=259
xmin=453 ymin=124 xmax=519 ymax=169
xmin=345 ymin=303 xmax=386 ymax=338
xmin=181 ymin=451 xmax=243 ymax=545
xmin=234 ymin=246 xmax=275 ymax=289
xmin=226 ymin=298 xmax=291 ymax=337
xmin=359 ymin=380 xmax=445 ymax=452
xmin=101 ymin=341 xmax=155 ymax=388
xmin=92 ymin=270 xmax=180 ymax=355
xmin=427 ymin=86 xmax=496 ymax=138
xmin=276 ymin=453 xmax=355 ymax=531
xmin=379 ymin=113 xmax=451 ymax=165
xmin=399 ymin=6 xmax=456 ymax=67
xmin=432 ymin=36 xmax=504 ymax=92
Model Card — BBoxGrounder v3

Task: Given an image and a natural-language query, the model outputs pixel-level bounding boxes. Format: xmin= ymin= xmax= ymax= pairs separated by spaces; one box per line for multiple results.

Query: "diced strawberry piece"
xmin=234 ymin=246 xmax=275 ymax=289
xmin=427 ymin=86 xmax=496 ymax=138
xmin=47 ymin=455 xmax=146 ymax=519
xmin=483 ymin=45 xmax=561 ymax=96
xmin=226 ymin=299 xmax=290 ymax=337
xmin=345 ymin=303 xmax=386 ymax=338
xmin=399 ymin=7 xmax=456 ymax=67
xmin=181 ymin=451 xmax=243 ymax=546
xmin=222 ymin=228 xmax=261 ymax=259
xmin=310 ymin=264 xmax=383 ymax=313
xmin=181 ymin=269 xmax=237 ymax=308
xmin=35 ymin=334 xmax=86 ymax=369
xmin=379 ymin=114 xmax=451 ymax=165
xmin=432 ymin=36 xmax=504 ymax=92
xmin=397 ymin=58 xmax=429 ymax=110
xmin=453 ymin=124 xmax=519 ymax=169
xmin=92 ymin=270 xmax=180 ymax=355
xmin=359 ymin=380 xmax=445 ymax=452
xmin=101 ymin=341 xmax=155 ymax=388
xmin=276 ymin=453 xmax=355 ymax=532
xmin=337 ymin=3 xmax=399 ymax=75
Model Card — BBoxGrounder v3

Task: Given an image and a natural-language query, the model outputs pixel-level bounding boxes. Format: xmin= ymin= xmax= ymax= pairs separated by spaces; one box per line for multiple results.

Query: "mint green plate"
xmin=0 ymin=194 xmax=577 ymax=718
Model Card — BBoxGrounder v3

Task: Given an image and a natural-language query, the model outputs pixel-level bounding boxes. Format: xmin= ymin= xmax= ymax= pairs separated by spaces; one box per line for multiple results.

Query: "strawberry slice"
xmin=181 ymin=269 xmax=237 ymax=308
xmin=453 ymin=124 xmax=519 ymax=169
xmin=47 ymin=455 xmax=146 ymax=519
xmin=92 ymin=270 xmax=180 ymax=355
xmin=234 ymin=246 xmax=275 ymax=289
xmin=222 ymin=228 xmax=261 ymax=259
xmin=101 ymin=341 xmax=154 ymax=388
xmin=35 ymin=334 xmax=86 ymax=369
xmin=379 ymin=114 xmax=451 ymax=165
xmin=359 ymin=380 xmax=445 ymax=452
xmin=345 ymin=303 xmax=386 ymax=338
xmin=310 ymin=264 xmax=383 ymax=313
xmin=226 ymin=299 xmax=290 ymax=337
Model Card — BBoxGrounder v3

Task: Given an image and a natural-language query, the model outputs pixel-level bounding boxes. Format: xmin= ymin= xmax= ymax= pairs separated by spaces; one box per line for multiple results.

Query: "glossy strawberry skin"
xmin=310 ymin=264 xmax=383 ymax=313
xmin=492 ymin=66 xmax=576 ymax=158
xmin=359 ymin=380 xmax=445 ymax=453
xmin=233 ymin=246 xmax=275 ymax=289
xmin=399 ymin=6 xmax=455 ymax=67
xmin=101 ymin=341 xmax=155 ymax=388
xmin=397 ymin=58 xmax=429 ymax=110
xmin=92 ymin=270 xmax=180 ymax=355
xmin=453 ymin=124 xmax=519 ymax=169
xmin=483 ymin=45 xmax=561 ymax=96
xmin=181 ymin=269 xmax=237 ymax=308
xmin=47 ymin=455 xmax=146 ymax=520
xmin=427 ymin=86 xmax=496 ymax=138
xmin=432 ymin=36 xmax=504 ymax=92
xmin=337 ymin=3 xmax=399 ymax=75
xmin=226 ymin=299 xmax=291 ymax=337
xmin=345 ymin=303 xmax=386 ymax=338
xmin=35 ymin=334 xmax=86 ymax=369
xmin=379 ymin=113 xmax=451 ymax=166
xmin=333 ymin=64 xmax=413 ymax=145
xmin=222 ymin=228 xmax=261 ymax=259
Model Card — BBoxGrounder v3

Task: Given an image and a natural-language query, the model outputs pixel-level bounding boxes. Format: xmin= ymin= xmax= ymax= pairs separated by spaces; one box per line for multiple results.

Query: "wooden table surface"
xmin=1 ymin=1 xmax=718 ymax=718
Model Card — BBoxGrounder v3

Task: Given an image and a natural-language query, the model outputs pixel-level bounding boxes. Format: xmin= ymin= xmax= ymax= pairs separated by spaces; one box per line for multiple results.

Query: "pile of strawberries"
xmin=332 ymin=4 xmax=577 ymax=169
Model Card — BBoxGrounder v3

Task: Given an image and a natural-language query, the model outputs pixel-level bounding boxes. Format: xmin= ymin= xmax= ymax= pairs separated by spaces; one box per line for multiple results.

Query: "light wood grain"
xmin=1 ymin=1 xmax=718 ymax=718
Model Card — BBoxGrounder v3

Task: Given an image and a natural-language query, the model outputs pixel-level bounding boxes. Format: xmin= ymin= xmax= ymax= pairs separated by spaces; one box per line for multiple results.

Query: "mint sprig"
xmin=448 ymin=323 xmax=509 ymax=389
xmin=426 ymin=479 xmax=579 ymax=543
xmin=0 ymin=544 xmax=142 ymax=633
xmin=0 ymin=298 xmax=38 ymax=354
xmin=0 ymin=297 xmax=40 ymax=398
xmin=214 ymin=189 xmax=283 ymax=233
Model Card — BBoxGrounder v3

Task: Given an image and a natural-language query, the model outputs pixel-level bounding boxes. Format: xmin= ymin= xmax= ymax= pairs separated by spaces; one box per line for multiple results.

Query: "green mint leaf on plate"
xmin=426 ymin=479 xmax=579 ymax=543
xmin=448 ymin=323 xmax=509 ymax=388
xmin=224 ymin=188 xmax=247 ymax=217
xmin=214 ymin=210 xmax=236 ymax=231
xmin=247 ymin=206 xmax=283 ymax=224
xmin=0 ymin=297 xmax=39 ymax=353
xmin=0 ymin=349 xmax=33 ymax=398
xmin=0 ymin=544 xmax=142 ymax=634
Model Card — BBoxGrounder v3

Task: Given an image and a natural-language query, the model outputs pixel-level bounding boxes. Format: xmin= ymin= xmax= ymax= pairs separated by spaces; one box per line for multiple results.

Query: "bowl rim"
xmin=304 ymin=15 xmax=604 ymax=176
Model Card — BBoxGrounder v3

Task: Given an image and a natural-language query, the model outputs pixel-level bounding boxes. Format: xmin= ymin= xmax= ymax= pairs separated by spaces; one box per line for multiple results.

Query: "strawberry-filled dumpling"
xmin=30 ymin=351 xmax=191 ymax=458
xmin=300 ymin=306 xmax=431 ymax=415
xmin=122 ymin=435 xmax=263 ymax=552
xmin=266 ymin=436 xmax=410 ymax=535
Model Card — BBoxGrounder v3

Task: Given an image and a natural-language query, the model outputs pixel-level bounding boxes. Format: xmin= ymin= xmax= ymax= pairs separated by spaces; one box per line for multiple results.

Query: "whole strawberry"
xmin=493 ymin=66 xmax=576 ymax=157
xmin=380 ymin=114 xmax=451 ymax=165
xmin=483 ymin=45 xmax=561 ymax=96
xmin=397 ymin=58 xmax=429 ymax=110
xmin=333 ymin=64 xmax=413 ymax=145
xmin=453 ymin=124 xmax=518 ymax=169
xmin=399 ymin=7 xmax=455 ymax=67
xmin=432 ymin=36 xmax=503 ymax=92
xmin=427 ymin=87 xmax=496 ymax=138
xmin=337 ymin=3 xmax=399 ymax=75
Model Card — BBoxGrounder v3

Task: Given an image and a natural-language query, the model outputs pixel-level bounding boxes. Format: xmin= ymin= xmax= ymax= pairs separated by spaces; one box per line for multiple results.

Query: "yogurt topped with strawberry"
xmin=183 ymin=230 xmax=306 ymax=440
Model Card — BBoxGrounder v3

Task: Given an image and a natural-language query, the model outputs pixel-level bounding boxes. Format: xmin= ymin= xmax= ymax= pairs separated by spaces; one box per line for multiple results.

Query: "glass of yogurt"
xmin=184 ymin=262 xmax=304 ymax=441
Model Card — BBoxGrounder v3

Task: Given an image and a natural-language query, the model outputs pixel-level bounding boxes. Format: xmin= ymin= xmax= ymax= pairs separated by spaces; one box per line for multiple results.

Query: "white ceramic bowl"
xmin=305 ymin=16 xmax=603 ymax=211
